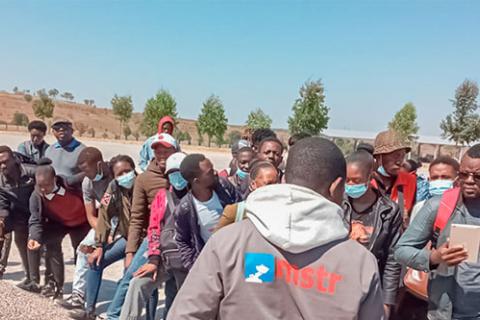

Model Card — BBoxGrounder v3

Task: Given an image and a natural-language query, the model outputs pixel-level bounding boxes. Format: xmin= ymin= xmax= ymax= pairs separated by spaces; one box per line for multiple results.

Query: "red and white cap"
xmin=151 ymin=133 xmax=178 ymax=150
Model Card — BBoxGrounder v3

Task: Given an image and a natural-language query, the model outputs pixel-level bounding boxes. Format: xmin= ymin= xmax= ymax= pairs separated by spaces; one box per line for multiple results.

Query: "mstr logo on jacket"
xmin=244 ymin=253 xmax=275 ymax=283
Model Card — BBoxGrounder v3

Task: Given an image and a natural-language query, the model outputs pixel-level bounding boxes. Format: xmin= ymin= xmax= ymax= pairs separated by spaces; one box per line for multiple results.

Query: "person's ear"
xmin=250 ymin=180 xmax=257 ymax=191
xmin=329 ymin=177 xmax=345 ymax=206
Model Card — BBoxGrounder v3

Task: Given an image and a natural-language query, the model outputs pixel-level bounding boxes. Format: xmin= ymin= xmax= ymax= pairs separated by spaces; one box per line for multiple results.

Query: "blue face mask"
xmin=236 ymin=169 xmax=249 ymax=180
xmin=116 ymin=171 xmax=135 ymax=189
xmin=345 ymin=183 xmax=369 ymax=199
xmin=93 ymin=163 xmax=103 ymax=182
xmin=93 ymin=172 xmax=103 ymax=182
xmin=429 ymin=180 xmax=454 ymax=197
xmin=169 ymin=171 xmax=188 ymax=191
xmin=377 ymin=166 xmax=391 ymax=177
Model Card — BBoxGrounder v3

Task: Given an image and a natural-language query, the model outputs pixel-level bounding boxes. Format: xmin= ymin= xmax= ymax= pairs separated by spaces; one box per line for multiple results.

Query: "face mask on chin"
xmin=93 ymin=163 xmax=104 ymax=182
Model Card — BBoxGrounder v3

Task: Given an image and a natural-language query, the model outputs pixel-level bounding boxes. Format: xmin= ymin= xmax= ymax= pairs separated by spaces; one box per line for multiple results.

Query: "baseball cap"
xmin=52 ymin=118 xmax=73 ymax=128
xmin=151 ymin=133 xmax=178 ymax=150
xmin=166 ymin=152 xmax=187 ymax=174
xmin=232 ymin=139 xmax=251 ymax=153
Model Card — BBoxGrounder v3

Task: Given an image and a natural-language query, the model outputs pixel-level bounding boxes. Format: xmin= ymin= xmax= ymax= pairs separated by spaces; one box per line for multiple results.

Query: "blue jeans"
xmin=86 ymin=237 xmax=127 ymax=312
xmin=107 ymin=238 xmax=158 ymax=320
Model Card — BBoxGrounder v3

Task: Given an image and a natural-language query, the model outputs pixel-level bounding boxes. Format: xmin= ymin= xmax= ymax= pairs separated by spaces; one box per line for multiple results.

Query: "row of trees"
xmin=16 ymin=78 xmax=480 ymax=147
xmin=386 ymin=79 xmax=480 ymax=146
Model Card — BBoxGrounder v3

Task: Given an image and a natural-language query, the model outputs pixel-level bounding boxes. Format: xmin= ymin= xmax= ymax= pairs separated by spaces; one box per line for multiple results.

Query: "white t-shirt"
xmin=193 ymin=192 xmax=223 ymax=242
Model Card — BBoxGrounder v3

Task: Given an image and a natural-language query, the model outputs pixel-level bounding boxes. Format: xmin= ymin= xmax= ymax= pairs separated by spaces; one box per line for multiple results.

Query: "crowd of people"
xmin=0 ymin=116 xmax=479 ymax=320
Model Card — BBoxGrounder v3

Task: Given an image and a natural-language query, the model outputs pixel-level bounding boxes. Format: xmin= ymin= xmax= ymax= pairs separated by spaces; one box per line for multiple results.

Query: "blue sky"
xmin=1 ymin=0 xmax=479 ymax=135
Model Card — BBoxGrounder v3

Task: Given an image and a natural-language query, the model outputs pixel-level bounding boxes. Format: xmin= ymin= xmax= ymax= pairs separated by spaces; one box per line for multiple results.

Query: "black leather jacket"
xmin=174 ymin=177 xmax=241 ymax=270
xmin=345 ymin=192 xmax=403 ymax=305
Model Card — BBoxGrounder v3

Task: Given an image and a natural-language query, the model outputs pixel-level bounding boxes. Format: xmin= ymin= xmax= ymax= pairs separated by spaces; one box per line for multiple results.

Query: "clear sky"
xmin=1 ymin=0 xmax=479 ymax=135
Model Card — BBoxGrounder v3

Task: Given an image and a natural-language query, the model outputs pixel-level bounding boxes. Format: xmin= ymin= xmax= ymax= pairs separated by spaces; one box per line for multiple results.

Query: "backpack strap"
xmin=235 ymin=201 xmax=246 ymax=223
xmin=432 ymin=187 xmax=461 ymax=247
xmin=165 ymin=190 xmax=175 ymax=217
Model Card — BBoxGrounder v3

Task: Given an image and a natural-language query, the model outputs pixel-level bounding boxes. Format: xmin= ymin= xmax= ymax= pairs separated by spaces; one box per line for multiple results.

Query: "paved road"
xmin=0 ymin=131 xmax=231 ymax=319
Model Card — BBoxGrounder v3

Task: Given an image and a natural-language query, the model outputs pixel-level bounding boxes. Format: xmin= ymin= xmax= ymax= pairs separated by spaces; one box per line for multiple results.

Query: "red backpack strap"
xmin=432 ymin=187 xmax=461 ymax=245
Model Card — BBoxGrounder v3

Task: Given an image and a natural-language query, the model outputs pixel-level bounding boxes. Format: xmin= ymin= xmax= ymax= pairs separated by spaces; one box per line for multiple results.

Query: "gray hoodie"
xmin=168 ymin=184 xmax=385 ymax=320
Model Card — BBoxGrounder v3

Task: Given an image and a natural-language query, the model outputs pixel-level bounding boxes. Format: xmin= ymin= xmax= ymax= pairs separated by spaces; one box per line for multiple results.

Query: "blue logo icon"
xmin=244 ymin=252 xmax=275 ymax=283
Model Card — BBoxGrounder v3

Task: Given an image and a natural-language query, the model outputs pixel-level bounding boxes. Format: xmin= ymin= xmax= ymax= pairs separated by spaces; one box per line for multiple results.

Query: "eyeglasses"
xmin=458 ymin=171 xmax=480 ymax=183
xmin=52 ymin=124 xmax=71 ymax=131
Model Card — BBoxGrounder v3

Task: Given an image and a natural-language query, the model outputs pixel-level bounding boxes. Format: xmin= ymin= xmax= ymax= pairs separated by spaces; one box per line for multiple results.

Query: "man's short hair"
xmin=347 ymin=150 xmax=374 ymax=174
xmin=0 ymin=146 xmax=13 ymax=155
xmin=249 ymin=160 xmax=277 ymax=180
xmin=288 ymin=132 xmax=311 ymax=147
xmin=356 ymin=143 xmax=374 ymax=155
xmin=466 ymin=144 xmax=480 ymax=159
xmin=77 ymin=147 xmax=103 ymax=166
xmin=258 ymin=137 xmax=284 ymax=154
xmin=28 ymin=120 xmax=47 ymax=134
xmin=110 ymin=155 xmax=136 ymax=170
xmin=285 ymin=137 xmax=346 ymax=192
xmin=429 ymin=155 xmax=460 ymax=172
xmin=180 ymin=154 xmax=206 ymax=183
xmin=252 ymin=129 xmax=277 ymax=147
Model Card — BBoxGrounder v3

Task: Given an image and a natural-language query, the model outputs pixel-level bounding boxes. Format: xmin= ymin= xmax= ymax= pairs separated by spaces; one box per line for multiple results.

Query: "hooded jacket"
xmin=167 ymin=184 xmax=385 ymax=320
xmin=125 ymin=160 xmax=168 ymax=254
xmin=157 ymin=116 xmax=174 ymax=135
xmin=139 ymin=116 xmax=176 ymax=171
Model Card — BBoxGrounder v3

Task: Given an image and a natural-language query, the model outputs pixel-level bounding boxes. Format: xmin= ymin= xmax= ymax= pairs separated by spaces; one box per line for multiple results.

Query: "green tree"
xmin=12 ymin=112 xmax=29 ymax=126
xmin=215 ymin=134 xmax=226 ymax=147
xmin=388 ymin=102 xmax=419 ymax=141
xmin=75 ymin=122 xmax=88 ymax=137
xmin=185 ymin=132 xmax=192 ymax=145
xmin=197 ymin=95 xmax=228 ymax=147
xmin=441 ymin=79 xmax=480 ymax=145
xmin=24 ymin=94 xmax=33 ymax=102
xmin=48 ymin=88 xmax=59 ymax=99
xmin=13 ymin=86 xmax=18 ymax=94
xmin=288 ymin=79 xmax=330 ymax=136
xmin=227 ymin=130 xmax=242 ymax=146
xmin=133 ymin=131 xmax=140 ymax=141
xmin=246 ymin=108 xmax=272 ymax=130
xmin=61 ymin=92 xmax=74 ymax=101
xmin=141 ymin=90 xmax=178 ymax=136
xmin=111 ymin=94 xmax=133 ymax=133
xmin=196 ymin=123 xmax=204 ymax=146
xmin=123 ymin=125 xmax=132 ymax=140
xmin=32 ymin=93 xmax=55 ymax=121
xmin=87 ymin=127 xmax=96 ymax=138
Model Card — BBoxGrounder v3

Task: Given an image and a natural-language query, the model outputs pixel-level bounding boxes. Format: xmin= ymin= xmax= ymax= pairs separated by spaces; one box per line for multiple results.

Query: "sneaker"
xmin=57 ymin=293 xmax=85 ymax=310
xmin=69 ymin=309 xmax=97 ymax=320
xmin=16 ymin=279 xmax=41 ymax=293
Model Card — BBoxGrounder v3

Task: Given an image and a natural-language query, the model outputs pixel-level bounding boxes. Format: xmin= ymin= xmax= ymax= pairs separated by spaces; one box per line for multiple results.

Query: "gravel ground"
xmin=0 ymin=131 xmax=231 ymax=319
xmin=0 ymin=281 xmax=70 ymax=320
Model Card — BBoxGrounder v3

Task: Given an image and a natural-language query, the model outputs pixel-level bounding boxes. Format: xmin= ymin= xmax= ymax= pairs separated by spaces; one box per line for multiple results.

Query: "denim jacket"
xmin=394 ymin=196 xmax=473 ymax=320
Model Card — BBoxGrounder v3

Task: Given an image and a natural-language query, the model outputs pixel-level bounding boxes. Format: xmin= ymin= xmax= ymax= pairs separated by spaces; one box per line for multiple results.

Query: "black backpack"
xmin=160 ymin=191 xmax=186 ymax=271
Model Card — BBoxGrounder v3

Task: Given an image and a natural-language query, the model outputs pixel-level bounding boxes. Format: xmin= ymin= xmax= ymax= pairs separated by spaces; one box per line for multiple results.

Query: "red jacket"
xmin=372 ymin=171 xmax=417 ymax=213
xmin=158 ymin=116 xmax=174 ymax=135
xmin=147 ymin=188 xmax=167 ymax=258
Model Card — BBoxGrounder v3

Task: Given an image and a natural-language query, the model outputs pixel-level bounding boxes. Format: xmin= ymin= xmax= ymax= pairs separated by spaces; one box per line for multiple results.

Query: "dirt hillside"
xmin=0 ymin=91 xmax=288 ymax=144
